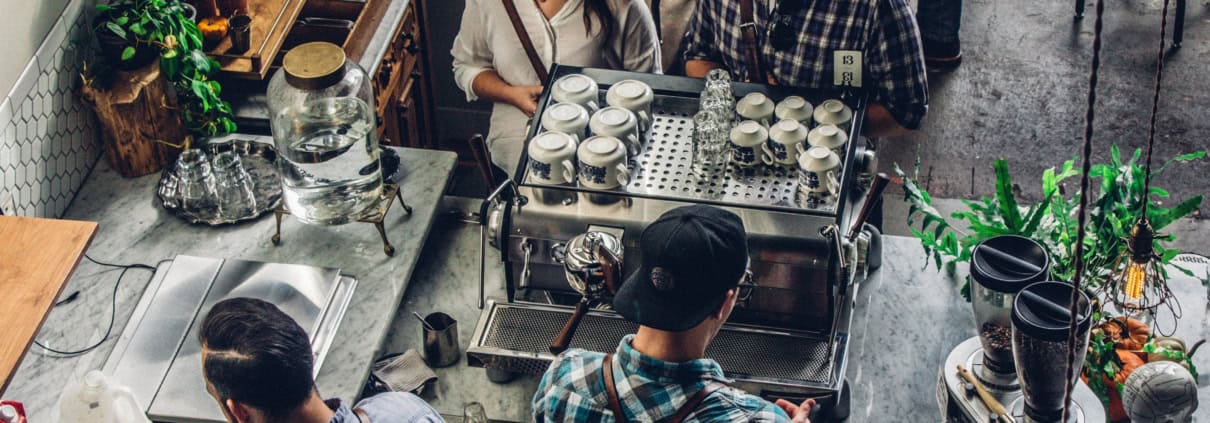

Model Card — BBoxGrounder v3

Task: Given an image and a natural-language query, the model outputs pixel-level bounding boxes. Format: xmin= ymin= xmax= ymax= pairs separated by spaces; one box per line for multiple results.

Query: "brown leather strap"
xmin=501 ymin=0 xmax=550 ymax=81
xmin=353 ymin=407 xmax=372 ymax=423
xmin=669 ymin=383 xmax=724 ymax=423
xmin=602 ymin=354 xmax=630 ymax=423
xmin=739 ymin=0 xmax=767 ymax=83
xmin=603 ymin=354 xmax=725 ymax=423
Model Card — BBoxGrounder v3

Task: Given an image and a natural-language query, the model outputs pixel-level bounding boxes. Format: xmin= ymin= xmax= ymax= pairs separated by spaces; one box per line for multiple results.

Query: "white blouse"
xmin=452 ymin=0 xmax=662 ymax=173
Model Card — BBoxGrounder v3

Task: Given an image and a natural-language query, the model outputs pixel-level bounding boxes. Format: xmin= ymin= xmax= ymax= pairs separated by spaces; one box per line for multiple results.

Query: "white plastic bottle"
xmin=58 ymin=370 xmax=151 ymax=423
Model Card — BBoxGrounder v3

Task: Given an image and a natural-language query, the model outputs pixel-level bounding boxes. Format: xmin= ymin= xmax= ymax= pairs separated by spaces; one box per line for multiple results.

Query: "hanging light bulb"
xmin=1099 ymin=217 xmax=1178 ymax=322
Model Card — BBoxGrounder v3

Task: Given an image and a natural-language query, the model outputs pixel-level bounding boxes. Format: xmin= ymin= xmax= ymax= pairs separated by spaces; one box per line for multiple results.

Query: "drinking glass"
xmin=212 ymin=151 xmax=257 ymax=220
xmin=176 ymin=149 xmax=217 ymax=213
xmin=692 ymin=111 xmax=729 ymax=178
xmin=463 ymin=402 xmax=488 ymax=423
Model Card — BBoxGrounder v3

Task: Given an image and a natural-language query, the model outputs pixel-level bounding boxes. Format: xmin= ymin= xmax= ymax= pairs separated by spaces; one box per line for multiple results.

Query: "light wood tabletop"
xmin=0 ymin=216 xmax=97 ymax=393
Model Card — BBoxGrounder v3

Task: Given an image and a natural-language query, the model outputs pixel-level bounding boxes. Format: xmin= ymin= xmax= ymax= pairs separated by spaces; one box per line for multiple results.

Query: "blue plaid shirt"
xmin=532 ymin=335 xmax=789 ymax=422
xmin=683 ymin=0 xmax=930 ymax=130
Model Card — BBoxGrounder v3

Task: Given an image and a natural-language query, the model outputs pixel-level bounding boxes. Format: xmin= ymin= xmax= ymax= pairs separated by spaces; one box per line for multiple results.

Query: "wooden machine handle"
xmin=550 ymin=300 xmax=589 ymax=354
xmin=847 ymin=173 xmax=891 ymax=242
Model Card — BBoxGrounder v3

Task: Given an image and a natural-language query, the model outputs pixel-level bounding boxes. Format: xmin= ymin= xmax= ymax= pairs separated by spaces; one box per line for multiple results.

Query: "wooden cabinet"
xmin=370 ymin=0 xmax=434 ymax=149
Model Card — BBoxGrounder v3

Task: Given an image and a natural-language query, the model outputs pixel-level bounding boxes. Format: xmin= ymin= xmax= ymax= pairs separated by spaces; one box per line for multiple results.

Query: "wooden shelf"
xmin=208 ymin=0 xmax=306 ymax=79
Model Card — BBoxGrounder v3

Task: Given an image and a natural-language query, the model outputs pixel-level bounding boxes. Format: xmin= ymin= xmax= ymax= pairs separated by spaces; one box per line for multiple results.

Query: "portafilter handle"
xmin=847 ymin=173 xmax=891 ymax=243
xmin=550 ymin=299 xmax=590 ymax=354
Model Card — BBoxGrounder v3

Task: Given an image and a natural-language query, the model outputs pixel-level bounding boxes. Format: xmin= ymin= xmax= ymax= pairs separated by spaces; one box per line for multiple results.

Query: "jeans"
xmin=916 ymin=0 xmax=962 ymax=43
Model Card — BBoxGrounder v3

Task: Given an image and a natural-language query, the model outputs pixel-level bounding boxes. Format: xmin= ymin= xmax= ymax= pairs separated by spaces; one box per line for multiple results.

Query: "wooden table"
xmin=0 ymin=216 xmax=97 ymax=393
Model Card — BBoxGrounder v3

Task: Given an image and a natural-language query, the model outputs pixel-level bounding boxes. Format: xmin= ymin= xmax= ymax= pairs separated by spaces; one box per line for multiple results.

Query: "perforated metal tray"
xmin=519 ymin=65 xmax=866 ymax=216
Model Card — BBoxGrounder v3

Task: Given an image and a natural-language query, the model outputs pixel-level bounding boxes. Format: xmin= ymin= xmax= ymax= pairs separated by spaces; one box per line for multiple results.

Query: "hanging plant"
xmin=90 ymin=0 xmax=236 ymax=138
xmin=895 ymin=147 xmax=1204 ymax=300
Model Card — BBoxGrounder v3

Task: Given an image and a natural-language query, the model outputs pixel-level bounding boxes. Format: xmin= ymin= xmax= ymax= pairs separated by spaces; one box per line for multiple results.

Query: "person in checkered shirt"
xmin=682 ymin=0 xmax=929 ymax=138
xmin=532 ymin=205 xmax=818 ymax=422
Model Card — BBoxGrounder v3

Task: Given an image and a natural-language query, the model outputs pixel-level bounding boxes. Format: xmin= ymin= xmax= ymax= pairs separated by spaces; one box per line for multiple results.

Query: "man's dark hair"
xmin=198 ymin=297 xmax=315 ymax=418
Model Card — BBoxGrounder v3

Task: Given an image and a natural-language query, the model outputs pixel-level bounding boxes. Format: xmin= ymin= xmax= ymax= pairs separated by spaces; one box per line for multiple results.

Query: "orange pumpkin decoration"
xmin=1102 ymin=317 xmax=1149 ymax=350
xmin=198 ymin=17 xmax=230 ymax=44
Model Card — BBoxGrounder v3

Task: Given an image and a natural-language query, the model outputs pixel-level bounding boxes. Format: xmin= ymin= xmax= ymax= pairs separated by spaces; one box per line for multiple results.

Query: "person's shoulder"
xmin=542 ymin=348 xmax=607 ymax=382
xmin=355 ymin=392 xmax=445 ymax=422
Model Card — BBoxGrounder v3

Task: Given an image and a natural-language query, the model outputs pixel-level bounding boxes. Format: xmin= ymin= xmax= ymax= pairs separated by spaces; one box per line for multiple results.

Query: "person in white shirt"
xmin=452 ymin=0 xmax=661 ymax=176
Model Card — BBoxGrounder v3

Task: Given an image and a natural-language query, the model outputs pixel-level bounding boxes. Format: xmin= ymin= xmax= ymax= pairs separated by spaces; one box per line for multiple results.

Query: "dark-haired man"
xmin=199 ymin=297 xmax=443 ymax=423
xmin=532 ymin=205 xmax=817 ymax=422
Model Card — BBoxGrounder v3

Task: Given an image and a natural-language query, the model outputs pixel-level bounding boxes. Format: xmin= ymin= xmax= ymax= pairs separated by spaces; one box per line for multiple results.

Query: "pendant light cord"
xmin=1063 ymin=0 xmax=1107 ymax=418
xmin=1141 ymin=0 xmax=1171 ymax=216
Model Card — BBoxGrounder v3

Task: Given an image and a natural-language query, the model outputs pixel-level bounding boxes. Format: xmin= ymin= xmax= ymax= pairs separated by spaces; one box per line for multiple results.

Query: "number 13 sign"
xmin=833 ymin=50 xmax=862 ymax=88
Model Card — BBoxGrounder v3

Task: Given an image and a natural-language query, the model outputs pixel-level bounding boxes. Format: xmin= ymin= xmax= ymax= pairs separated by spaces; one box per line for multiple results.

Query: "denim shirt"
xmin=326 ymin=392 xmax=445 ymax=423
xmin=533 ymin=335 xmax=789 ymax=422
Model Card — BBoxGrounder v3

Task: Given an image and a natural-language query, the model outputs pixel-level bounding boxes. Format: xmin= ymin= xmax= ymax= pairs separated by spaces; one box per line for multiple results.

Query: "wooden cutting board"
xmin=0 ymin=216 xmax=97 ymax=393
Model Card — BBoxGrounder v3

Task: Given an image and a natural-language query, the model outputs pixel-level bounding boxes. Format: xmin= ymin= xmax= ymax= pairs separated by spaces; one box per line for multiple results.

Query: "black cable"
xmin=34 ymin=256 xmax=157 ymax=356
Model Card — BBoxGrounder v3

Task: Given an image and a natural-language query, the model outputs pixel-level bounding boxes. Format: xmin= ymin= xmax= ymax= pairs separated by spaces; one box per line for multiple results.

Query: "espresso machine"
xmin=466 ymin=66 xmax=884 ymax=419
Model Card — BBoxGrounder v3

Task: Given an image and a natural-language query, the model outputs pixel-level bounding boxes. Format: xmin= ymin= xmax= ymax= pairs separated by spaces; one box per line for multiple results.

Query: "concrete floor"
xmin=880 ymin=0 xmax=1210 ymax=203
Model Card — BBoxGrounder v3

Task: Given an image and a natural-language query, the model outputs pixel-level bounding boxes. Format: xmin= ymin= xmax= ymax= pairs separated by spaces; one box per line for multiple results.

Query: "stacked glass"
xmin=691 ymin=110 xmax=730 ymax=178
xmin=177 ymin=149 xmax=218 ymax=213
xmin=700 ymin=69 xmax=736 ymax=126
xmin=212 ymin=151 xmax=258 ymax=220
xmin=693 ymin=70 xmax=736 ymax=178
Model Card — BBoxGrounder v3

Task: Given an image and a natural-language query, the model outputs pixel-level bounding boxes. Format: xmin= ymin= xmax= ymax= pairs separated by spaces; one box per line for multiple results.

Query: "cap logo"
xmin=650 ymin=267 xmax=675 ymax=291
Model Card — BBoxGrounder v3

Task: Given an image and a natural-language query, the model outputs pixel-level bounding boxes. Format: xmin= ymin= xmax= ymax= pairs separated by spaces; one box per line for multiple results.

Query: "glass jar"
xmin=176 ymin=149 xmax=217 ymax=213
xmin=268 ymin=41 xmax=383 ymax=225
xmin=970 ymin=235 xmax=1049 ymax=375
xmin=212 ymin=151 xmax=257 ymax=220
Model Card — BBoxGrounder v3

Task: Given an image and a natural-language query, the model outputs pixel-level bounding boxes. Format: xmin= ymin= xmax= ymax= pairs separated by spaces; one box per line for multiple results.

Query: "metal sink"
xmin=103 ymin=255 xmax=357 ymax=423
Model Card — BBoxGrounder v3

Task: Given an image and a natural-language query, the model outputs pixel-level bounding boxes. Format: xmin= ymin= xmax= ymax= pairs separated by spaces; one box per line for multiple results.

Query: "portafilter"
xmin=549 ymin=231 xmax=624 ymax=353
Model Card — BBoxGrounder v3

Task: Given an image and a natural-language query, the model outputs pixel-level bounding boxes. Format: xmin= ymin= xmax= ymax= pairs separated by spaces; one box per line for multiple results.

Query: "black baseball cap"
xmin=613 ymin=205 xmax=749 ymax=332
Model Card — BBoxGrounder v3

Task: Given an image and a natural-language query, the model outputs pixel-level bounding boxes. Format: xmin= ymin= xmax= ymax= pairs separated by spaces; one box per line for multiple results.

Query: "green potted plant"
xmin=92 ymin=0 xmax=236 ymax=139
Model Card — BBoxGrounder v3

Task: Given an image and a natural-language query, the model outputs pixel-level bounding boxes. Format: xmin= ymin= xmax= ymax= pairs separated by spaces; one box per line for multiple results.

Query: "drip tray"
xmin=468 ymin=300 xmax=839 ymax=393
xmin=102 ymin=255 xmax=357 ymax=423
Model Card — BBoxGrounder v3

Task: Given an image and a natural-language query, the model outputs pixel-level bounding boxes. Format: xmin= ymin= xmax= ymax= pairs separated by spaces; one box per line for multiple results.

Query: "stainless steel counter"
xmin=0 ymin=144 xmax=456 ymax=422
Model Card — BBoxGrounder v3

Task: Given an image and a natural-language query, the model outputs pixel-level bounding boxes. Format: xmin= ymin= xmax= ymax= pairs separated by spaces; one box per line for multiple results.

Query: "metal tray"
xmin=157 ymin=139 xmax=282 ymax=225
xmin=519 ymin=65 xmax=867 ymax=216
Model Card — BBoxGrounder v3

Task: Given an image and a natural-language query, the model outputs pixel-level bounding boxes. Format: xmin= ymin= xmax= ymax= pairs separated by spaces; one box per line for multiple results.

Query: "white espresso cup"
xmin=541 ymin=103 xmax=590 ymax=143
xmin=797 ymin=146 xmax=841 ymax=196
xmin=736 ymin=92 xmax=775 ymax=127
xmin=589 ymin=107 xmax=642 ymax=157
xmin=813 ymin=99 xmax=853 ymax=130
xmin=765 ymin=119 xmax=809 ymax=166
xmin=551 ymin=74 xmax=600 ymax=112
xmin=775 ymin=96 xmax=814 ymax=126
xmin=729 ymin=120 xmax=772 ymax=167
xmin=577 ymin=136 xmax=631 ymax=189
xmin=807 ymin=124 xmax=849 ymax=157
xmin=605 ymin=79 xmax=654 ymax=130
xmin=527 ymin=132 xmax=578 ymax=184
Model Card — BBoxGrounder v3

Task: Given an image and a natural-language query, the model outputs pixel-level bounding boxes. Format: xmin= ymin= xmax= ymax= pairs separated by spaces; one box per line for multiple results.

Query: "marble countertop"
xmin=0 ymin=145 xmax=456 ymax=422
xmin=387 ymin=216 xmax=1210 ymax=422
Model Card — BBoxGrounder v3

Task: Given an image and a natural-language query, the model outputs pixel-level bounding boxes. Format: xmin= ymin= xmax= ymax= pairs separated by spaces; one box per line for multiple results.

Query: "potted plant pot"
xmin=94 ymin=16 xmax=158 ymax=71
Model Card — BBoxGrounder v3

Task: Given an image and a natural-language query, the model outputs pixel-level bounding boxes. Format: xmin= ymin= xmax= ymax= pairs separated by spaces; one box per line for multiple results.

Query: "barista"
xmin=533 ymin=205 xmax=817 ymax=422
xmin=682 ymin=0 xmax=929 ymax=137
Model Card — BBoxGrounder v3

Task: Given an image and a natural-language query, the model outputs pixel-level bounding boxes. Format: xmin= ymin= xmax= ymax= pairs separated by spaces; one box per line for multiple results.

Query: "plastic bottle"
xmin=58 ymin=370 xmax=151 ymax=423
xmin=0 ymin=401 xmax=26 ymax=423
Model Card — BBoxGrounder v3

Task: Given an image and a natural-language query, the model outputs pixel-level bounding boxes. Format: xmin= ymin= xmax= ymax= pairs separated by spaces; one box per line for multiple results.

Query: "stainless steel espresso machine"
xmin=467 ymin=66 xmax=885 ymax=419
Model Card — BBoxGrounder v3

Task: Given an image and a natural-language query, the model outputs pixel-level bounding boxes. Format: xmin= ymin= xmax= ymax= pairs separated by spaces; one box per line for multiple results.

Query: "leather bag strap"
xmin=603 ymin=354 xmax=630 ymax=423
xmin=739 ymin=0 xmax=767 ymax=83
xmin=668 ymin=383 xmax=724 ymax=423
xmin=353 ymin=407 xmax=372 ymax=423
xmin=603 ymin=353 xmax=725 ymax=423
xmin=501 ymin=0 xmax=550 ymax=81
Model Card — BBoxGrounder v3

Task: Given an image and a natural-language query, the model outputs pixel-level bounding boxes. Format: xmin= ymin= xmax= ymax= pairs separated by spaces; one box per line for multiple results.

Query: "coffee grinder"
xmin=938 ymin=236 xmax=1106 ymax=422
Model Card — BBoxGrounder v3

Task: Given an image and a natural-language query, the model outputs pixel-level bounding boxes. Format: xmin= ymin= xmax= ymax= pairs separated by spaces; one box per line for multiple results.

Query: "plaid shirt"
xmin=532 ymin=335 xmax=789 ymax=422
xmin=683 ymin=0 xmax=929 ymax=130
